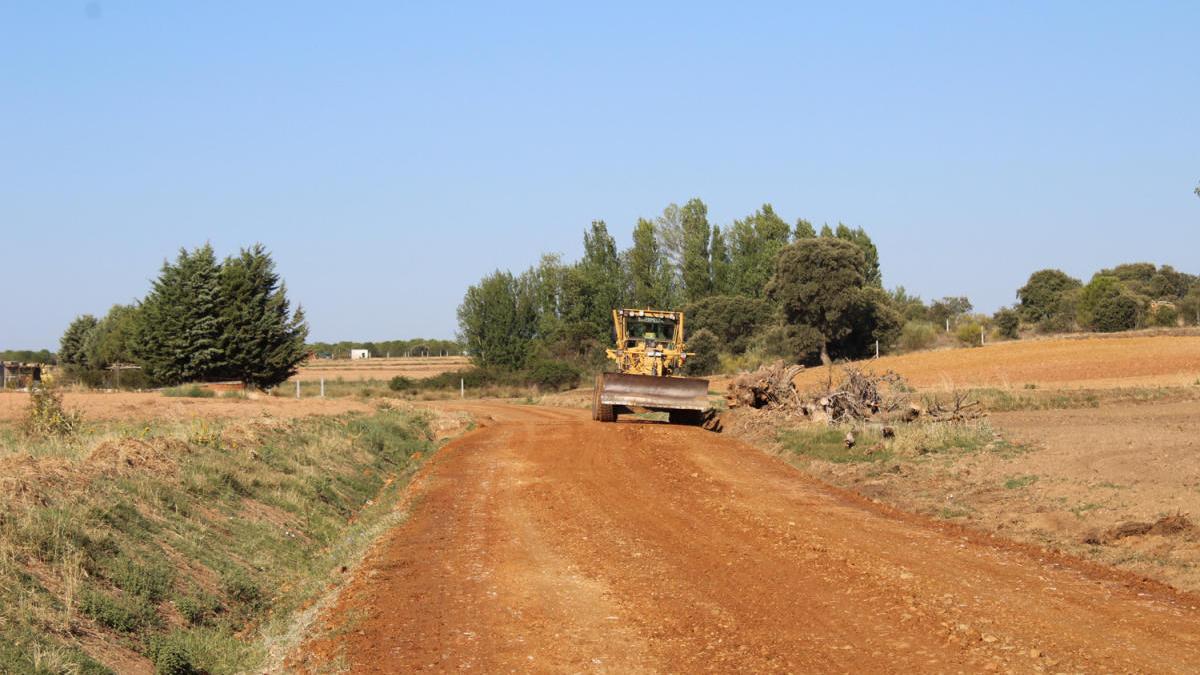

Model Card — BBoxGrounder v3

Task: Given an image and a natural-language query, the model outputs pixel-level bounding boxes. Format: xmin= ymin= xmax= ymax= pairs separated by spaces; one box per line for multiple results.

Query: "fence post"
xmin=295 ymin=380 xmax=300 ymax=399
xmin=981 ymin=325 xmax=985 ymax=346
xmin=875 ymin=340 xmax=879 ymax=359
xmin=460 ymin=378 xmax=465 ymax=399
xmin=320 ymin=378 xmax=325 ymax=398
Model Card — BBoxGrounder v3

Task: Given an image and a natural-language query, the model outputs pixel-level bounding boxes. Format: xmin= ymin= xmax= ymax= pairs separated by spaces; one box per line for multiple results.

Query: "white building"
xmin=349 ymin=349 xmax=370 ymax=360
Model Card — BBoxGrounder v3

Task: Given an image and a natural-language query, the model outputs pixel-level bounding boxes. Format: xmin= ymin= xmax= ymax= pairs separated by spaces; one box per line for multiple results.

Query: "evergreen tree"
xmin=59 ymin=314 xmax=98 ymax=367
xmin=135 ymin=245 xmax=224 ymax=384
xmin=217 ymin=244 xmax=310 ymax=388
xmin=819 ymin=223 xmax=834 ymax=237
xmin=680 ymin=198 xmax=712 ymax=302
xmin=794 ymin=219 xmax=816 ymax=240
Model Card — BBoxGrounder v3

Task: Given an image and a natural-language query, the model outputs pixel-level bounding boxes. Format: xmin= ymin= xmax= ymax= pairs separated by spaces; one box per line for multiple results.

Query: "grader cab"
xmin=591 ymin=309 xmax=717 ymax=428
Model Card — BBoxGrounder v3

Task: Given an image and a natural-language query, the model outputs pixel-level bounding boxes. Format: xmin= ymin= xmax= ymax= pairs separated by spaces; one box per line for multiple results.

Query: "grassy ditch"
xmin=0 ymin=404 xmax=436 ymax=674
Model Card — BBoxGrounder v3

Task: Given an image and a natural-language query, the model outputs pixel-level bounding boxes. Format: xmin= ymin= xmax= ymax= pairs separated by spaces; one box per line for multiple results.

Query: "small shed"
xmin=349 ymin=349 xmax=370 ymax=360
xmin=1 ymin=362 xmax=43 ymax=389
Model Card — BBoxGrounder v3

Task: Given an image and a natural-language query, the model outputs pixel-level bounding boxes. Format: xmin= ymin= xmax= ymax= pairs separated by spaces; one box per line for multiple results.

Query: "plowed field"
xmin=792 ymin=334 xmax=1200 ymax=391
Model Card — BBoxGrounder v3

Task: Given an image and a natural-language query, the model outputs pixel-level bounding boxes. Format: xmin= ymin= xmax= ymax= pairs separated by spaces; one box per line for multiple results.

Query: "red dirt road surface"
xmin=294 ymin=403 xmax=1200 ymax=673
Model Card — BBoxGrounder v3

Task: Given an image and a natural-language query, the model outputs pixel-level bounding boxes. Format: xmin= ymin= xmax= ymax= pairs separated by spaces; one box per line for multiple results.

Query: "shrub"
xmin=1151 ymin=304 xmax=1179 ymax=327
xmin=1092 ymin=293 xmax=1140 ymax=332
xmin=80 ymin=590 xmax=160 ymax=633
xmin=897 ymin=321 xmax=937 ymax=352
xmin=955 ymin=321 xmax=983 ymax=347
xmin=525 ymin=359 xmax=581 ymax=391
xmin=221 ymin=569 xmax=263 ymax=612
xmin=683 ymin=329 xmax=720 ymax=376
xmin=148 ymin=635 xmax=198 ymax=675
xmin=105 ymin=556 xmax=173 ymax=603
xmin=993 ymin=308 xmax=1020 ymax=339
xmin=25 ymin=387 xmax=82 ymax=437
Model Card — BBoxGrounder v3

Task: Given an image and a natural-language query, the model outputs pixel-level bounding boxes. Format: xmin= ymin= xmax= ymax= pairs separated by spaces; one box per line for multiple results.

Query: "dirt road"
xmin=295 ymin=403 xmax=1200 ymax=672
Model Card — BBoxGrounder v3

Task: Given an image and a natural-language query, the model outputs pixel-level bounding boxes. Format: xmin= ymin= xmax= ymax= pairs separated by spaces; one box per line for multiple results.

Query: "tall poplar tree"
xmin=680 ymin=198 xmax=712 ymax=302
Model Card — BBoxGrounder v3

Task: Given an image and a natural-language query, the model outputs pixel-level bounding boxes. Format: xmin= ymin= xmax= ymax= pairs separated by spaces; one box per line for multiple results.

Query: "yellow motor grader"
xmin=591 ymin=308 xmax=717 ymax=428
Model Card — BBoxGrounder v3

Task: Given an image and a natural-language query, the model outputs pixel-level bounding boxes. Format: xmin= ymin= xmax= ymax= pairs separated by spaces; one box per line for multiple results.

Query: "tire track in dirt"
xmin=293 ymin=403 xmax=1200 ymax=672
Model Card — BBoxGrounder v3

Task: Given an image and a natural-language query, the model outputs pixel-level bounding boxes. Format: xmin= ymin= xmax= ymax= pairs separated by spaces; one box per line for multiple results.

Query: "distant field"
xmin=293 ymin=355 xmax=470 ymax=382
xmin=793 ymin=334 xmax=1200 ymax=391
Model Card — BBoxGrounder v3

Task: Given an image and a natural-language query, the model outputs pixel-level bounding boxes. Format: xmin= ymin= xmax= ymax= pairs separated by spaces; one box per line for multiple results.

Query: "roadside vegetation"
xmin=0 ymin=393 xmax=436 ymax=674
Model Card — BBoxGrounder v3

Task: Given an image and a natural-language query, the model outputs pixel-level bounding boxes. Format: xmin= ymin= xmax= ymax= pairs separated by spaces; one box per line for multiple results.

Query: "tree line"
xmin=1015 ymin=264 xmax=1200 ymax=333
xmin=59 ymin=244 xmax=309 ymax=389
xmin=458 ymin=198 xmax=1200 ymax=377
xmin=306 ymin=339 xmax=463 ymax=359
xmin=458 ymin=199 xmax=909 ymax=375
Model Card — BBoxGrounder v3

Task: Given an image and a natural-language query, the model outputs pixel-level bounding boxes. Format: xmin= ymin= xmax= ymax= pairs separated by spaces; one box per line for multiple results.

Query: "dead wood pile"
xmin=725 ymin=361 xmax=982 ymax=426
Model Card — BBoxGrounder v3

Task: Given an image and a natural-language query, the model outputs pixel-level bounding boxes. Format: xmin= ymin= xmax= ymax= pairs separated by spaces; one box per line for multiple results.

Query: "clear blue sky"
xmin=3 ymin=2 xmax=1197 ymax=349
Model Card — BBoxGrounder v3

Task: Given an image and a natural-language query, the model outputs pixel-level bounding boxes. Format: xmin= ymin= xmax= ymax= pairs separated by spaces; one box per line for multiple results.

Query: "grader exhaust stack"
xmin=592 ymin=309 xmax=718 ymax=429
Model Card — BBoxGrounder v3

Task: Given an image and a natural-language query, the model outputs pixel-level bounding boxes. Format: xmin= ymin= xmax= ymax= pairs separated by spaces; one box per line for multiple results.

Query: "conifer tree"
xmin=218 ymin=244 xmax=310 ymax=388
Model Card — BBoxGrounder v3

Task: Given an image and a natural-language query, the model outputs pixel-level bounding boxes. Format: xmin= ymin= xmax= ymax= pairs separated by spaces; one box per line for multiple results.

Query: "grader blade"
xmin=597 ymin=373 xmax=710 ymax=412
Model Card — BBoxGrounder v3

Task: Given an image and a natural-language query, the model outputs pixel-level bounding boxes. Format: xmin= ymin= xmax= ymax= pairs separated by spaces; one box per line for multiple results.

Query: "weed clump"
xmin=24 ymin=387 xmax=82 ymax=438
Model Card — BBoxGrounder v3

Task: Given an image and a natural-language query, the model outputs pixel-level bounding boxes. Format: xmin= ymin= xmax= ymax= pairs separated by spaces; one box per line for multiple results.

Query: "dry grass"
xmin=0 ymin=402 xmax=439 ymax=673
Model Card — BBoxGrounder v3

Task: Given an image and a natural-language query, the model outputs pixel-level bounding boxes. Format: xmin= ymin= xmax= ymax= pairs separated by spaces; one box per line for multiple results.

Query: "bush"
xmin=526 ymin=359 xmax=581 ymax=391
xmin=993 ymin=308 xmax=1020 ymax=339
xmin=221 ymin=569 xmax=263 ymax=612
xmin=1151 ymin=304 xmax=1179 ymax=327
xmin=80 ymin=590 xmax=160 ymax=633
xmin=1092 ymin=293 xmax=1140 ymax=332
xmin=897 ymin=321 xmax=937 ymax=352
xmin=955 ymin=321 xmax=983 ymax=347
xmin=148 ymin=635 xmax=198 ymax=675
xmin=683 ymin=329 xmax=720 ymax=376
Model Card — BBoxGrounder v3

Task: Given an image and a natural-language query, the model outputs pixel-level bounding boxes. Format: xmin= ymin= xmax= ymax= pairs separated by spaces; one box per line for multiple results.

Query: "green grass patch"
xmin=1004 ymin=474 xmax=1039 ymax=490
xmin=161 ymin=385 xmax=215 ymax=398
xmin=778 ymin=427 xmax=889 ymax=463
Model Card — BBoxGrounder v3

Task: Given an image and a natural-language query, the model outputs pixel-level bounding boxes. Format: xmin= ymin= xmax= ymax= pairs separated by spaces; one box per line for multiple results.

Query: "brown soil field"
xmin=292 ymin=402 xmax=1200 ymax=672
xmin=293 ymin=355 xmax=470 ymax=382
xmin=0 ymin=390 xmax=372 ymax=423
xmin=792 ymin=334 xmax=1200 ymax=391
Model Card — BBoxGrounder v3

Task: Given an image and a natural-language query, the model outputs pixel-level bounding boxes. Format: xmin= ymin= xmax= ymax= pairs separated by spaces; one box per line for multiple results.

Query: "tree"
xmin=628 ymin=218 xmax=662 ymax=307
xmin=683 ymin=295 xmax=771 ymax=355
xmin=457 ymin=270 xmax=537 ymax=370
xmin=135 ymin=245 xmax=225 ymax=384
xmin=709 ymin=225 xmax=732 ymax=295
xmin=683 ymin=329 xmax=720 ymax=376
xmin=680 ymin=198 xmax=712 ymax=301
xmin=217 ymin=244 xmax=310 ymax=388
xmin=993 ymin=307 xmax=1020 ymax=339
xmin=728 ymin=204 xmax=791 ymax=297
xmin=834 ymin=223 xmax=882 ymax=287
xmin=1017 ymin=269 xmax=1082 ymax=323
xmin=84 ymin=304 xmax=140 ymax=369
xmin=819 ymin=223 xmax=834 ymax=237
xmin=888 ymin=286 xmax=929 ymax=322
xmin=59 ymin=314 xmax=98 ymax=367
xmin=766 ymin=237 xmax=880 ymax=363
xmin=794 ymin=219 xmax=816 ymax=240
xmin=1092 ymin=293 xmax=1140 ymax=332
xmin=928 ymin=296 xmax=973 ymax=328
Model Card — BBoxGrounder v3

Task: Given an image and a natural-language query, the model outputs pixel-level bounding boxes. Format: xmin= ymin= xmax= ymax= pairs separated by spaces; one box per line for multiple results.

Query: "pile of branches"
xmin=803 ymin=367 xmax=914 ymax=424
xmin=725 ymin=361 xmax=805 ymax=410
xmin=726 ymin=361 xmax=981 ymax=426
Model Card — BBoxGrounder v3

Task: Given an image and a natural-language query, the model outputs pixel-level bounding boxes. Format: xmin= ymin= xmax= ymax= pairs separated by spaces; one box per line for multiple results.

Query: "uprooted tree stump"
xmin=725 ymin=361 xmax=981 ymax=427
